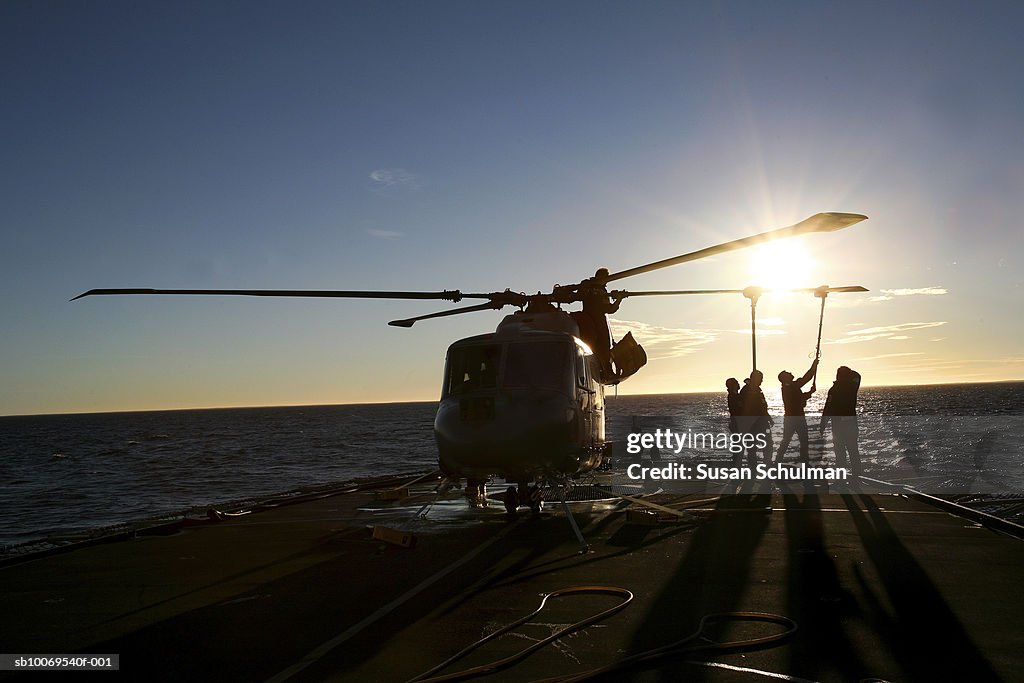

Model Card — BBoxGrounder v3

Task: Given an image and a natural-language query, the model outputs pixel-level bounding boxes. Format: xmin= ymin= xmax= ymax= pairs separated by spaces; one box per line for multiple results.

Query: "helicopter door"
xmin=590 ymin=357 xmax=605 ymax=442
xmin=575 ymin=350 xmax=599 ymax=445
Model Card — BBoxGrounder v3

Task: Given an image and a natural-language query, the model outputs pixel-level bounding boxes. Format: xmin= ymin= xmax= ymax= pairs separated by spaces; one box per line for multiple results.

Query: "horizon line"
xmin=3 ymin=377 xmax=1022 ymax=419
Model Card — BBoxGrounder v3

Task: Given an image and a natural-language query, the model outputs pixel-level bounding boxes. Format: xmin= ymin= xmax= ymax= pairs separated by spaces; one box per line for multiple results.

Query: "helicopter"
xmin=74 ymin=212 xmax=868 ymax=514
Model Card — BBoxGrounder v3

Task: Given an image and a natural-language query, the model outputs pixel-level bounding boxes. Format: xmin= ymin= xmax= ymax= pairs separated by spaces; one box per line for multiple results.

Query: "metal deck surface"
xmin=2 ymin=481 xmax=1022 ymax=682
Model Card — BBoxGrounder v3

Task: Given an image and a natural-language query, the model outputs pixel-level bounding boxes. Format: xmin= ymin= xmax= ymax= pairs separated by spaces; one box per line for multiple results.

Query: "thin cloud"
xmin=729 ymin=329 xmax=787 ymax=336
xmin=829 ymin=295 xmax=886 ymax=308
xmin=827 ymin=321 xmax=947 ymax=344
xmin=855 ymin=352 xmax=923 ymax=361
xmin=880 ymin=287 xmax=948 ymax=296
xmin=610 ymin=319 xmax=718 ymax=360
xmin=832 ymin=286 xmax=948 ymax=307
xmin=608 ymin=317 xmax=795 ymax=360
xmin=853 ymin=322 xmax=947 ymax=336
xmin=827 ymin=333 xmax=889 ymax=344
xmin=729 ymin=316 xmax=785 ymax=336
xmin=369 ymin=168 xmax=419 ymax=188
xmin=366 ymin=229 xmax=404 ymax=240
xmin=873 ymin=356 xmax=1024 ymax=376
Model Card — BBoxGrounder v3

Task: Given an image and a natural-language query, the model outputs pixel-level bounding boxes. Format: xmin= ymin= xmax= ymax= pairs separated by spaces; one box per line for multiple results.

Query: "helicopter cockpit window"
xmin=503 ymin=342 xmax=571 ymax=392
xmin=446 ymin=345 xmax=501 ymax=396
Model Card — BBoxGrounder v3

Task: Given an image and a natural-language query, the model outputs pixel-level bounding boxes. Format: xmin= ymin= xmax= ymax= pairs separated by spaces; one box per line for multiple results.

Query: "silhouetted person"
xmin=737 ymin=369 xmax=773 ymax=467
xmin=578 ymin=267 xmax=622 ymax=381
xmin=726 ymin=377 xmax=744 ymax=468
xmin=725 ymin=377 xmax=742 ymax=434
xmin=820 ymin=366 xmax=862 ymax=476
xmin=775 ymin=359 xmax=818 ymax=463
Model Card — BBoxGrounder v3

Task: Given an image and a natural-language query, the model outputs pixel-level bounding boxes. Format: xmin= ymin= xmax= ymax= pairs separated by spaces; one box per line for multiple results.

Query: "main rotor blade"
xmin=613 ymin=285 xmax=868 ymax=298
xmin=388 ymin=302 xmax=504 ymax=328
xmin=613 ymin=289 xmax=743 ymax=297
xmin=787 ymin=285 xmax=870 ymax=297
xmin=603 ymin=212 xmax=867 ymax=284
xmin=817 ymin=285 xmax=869 ymax=293
xmin=71 ymin=288 xmax=483 ymax=302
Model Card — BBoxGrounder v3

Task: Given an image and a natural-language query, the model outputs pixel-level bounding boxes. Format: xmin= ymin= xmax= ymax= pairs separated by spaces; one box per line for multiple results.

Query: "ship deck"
xmin=2 ymin=479 xmax=1022 ymax=682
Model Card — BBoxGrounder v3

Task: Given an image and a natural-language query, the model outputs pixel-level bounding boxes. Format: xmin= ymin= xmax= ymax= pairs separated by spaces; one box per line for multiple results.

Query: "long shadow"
xmin=843 ymin=493 xmax=1002 ymax=682
xmin=781 ymin=487 xmax=867 ymax=681
xmin=623 ymin=486 xmax=772 ymax=682
xmin=77 ymin=505 xmax=655 ymax=683
xmin=81 ymin=517 xmax=553 ymax=683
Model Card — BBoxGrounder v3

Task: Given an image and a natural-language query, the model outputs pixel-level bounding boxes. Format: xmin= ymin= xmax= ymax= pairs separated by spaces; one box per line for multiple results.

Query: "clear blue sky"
xmin=2 ymin=1 xmax=1022 ymax=414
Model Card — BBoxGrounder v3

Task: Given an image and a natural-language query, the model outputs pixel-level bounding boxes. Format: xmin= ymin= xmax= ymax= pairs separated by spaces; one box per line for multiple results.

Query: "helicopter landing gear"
xmin=554 ymin=483 xmax=590 ymax=554
xmin=465 ymin=478 xmax=487 ymax=508
xmin=503 ymin=485 xmax=519 ymax=515
xmin=502 ymin=482 xmax=543 ymax=515
xmin=526 ymin=484 xmax=543 ymax=514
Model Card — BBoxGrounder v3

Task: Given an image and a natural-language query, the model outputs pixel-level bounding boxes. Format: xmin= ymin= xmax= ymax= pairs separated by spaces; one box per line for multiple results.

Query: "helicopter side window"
xmin=446 ymin=345 xmax=501 ymax=396
xmin=503 ymin=342 xmax=571 ymax=392
xmin=575 ymin=349 xmax=589 ymax=388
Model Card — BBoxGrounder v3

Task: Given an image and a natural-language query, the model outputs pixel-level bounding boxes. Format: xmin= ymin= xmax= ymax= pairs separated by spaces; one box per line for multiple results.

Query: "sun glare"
xmin=746 ymin=241 xmax=816 ymax=291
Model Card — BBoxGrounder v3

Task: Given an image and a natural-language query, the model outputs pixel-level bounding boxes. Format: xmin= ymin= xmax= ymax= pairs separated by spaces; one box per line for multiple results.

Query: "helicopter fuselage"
xmin=434 ymin=309 xmax=607 ymax=483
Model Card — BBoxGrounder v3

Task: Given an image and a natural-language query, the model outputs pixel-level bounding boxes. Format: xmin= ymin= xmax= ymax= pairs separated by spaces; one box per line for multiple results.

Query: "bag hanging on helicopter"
xmin=611 ymin=332 xmax=647 ymax=382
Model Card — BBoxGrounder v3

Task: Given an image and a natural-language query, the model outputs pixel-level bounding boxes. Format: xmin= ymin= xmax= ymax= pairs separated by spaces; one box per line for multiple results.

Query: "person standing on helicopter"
xmin=578 ymin=268 xmax=622 ymax=381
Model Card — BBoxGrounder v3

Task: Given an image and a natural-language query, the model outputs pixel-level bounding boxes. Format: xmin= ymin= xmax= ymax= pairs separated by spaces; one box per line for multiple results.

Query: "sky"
xmin=2 ymin=1 xmax=1022 ymax=415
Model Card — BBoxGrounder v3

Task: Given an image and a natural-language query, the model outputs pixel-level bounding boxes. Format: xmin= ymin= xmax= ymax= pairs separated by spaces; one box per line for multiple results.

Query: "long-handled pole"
xmin=751 ymin=299 xmax=757 ymax=371
xmin=743 ymin=287 xmax=762 ymax=373
xmin=813 ymin=286 xmax=828 ymax=387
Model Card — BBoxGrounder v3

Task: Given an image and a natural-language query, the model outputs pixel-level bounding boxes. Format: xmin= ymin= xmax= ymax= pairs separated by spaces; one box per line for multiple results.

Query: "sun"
xmin=745 ymin=241 xmax=817 ymax=291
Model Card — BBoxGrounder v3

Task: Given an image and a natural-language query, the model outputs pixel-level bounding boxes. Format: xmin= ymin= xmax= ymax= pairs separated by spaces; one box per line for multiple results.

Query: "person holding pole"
xmin=774 ymin=359 xmax=818 ymax=463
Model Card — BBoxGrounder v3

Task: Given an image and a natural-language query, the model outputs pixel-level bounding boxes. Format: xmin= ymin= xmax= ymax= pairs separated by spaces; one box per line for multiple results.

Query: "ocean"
xmin=1 ymin=382 xmax=1022 ymax=550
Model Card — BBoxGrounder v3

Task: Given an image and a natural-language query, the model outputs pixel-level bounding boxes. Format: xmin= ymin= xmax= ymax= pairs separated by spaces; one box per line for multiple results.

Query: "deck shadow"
xmin=780 ymin=488 xmax=867 ymax=680
xmin=621 ymin=491 xmax=772 ymax=682
xmin=842 ymin=493 xmax=1002 ymax=682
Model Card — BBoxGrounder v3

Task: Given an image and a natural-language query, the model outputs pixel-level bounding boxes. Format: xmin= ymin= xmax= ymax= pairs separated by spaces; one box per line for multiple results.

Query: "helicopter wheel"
xmin=466 ymin=479 xmax=487 ymax=508
xmin=503 ymin=486 xmax=520 ymax=515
